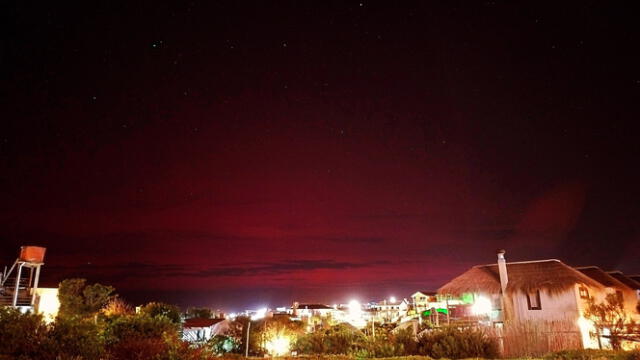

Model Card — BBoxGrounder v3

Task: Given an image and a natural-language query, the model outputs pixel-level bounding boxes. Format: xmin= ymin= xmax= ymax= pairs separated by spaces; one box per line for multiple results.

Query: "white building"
xmin=371 ymin=298 xmax=409 ymax=323
xmin=438 ymin=250 xmax=640 ymax=351
xmin=182 ymin=318 xmax=229 ymax=343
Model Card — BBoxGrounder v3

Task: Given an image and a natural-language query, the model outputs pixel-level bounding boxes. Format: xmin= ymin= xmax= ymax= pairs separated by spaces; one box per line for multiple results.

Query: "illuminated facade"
xmin=439 ymin=251 xmax=640 ymax=351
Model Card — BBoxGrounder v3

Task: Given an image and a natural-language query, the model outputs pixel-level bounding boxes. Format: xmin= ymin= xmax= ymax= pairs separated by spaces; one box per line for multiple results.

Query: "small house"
xmin=182 ymin=318 xmax=228 ymax=343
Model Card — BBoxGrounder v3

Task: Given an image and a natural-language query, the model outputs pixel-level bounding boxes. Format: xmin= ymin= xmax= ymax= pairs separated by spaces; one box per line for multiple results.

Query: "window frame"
xmin=526 ymin=290 xmax=542 ymax=310
xmin=579 ymin=286 xmax=590 ymax=299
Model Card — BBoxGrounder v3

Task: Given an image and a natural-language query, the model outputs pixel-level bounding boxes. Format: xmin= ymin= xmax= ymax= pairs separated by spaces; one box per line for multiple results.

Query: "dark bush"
xmin=107 ymin=336 xmax=169 ymax=360
xmin=138 ymin=301 xmax=182 ymax=325
xmin=41 ymin=317 xmax=104 ymax=360
xmin=355 ymin=328 xmax=419 ymax=358
xmin=103 ymin=313 xmax=177 ymax=345
xmin=0 ymin=307 xmax=48 ymax=359
xmin=294 ymin=323 xmax=366 ymax=355
xmin=417 ymin=326 xmax=499 ymax=359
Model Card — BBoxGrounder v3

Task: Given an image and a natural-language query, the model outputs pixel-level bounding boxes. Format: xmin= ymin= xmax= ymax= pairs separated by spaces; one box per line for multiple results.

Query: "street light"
xmin=471 ymin=296 xmax=492 ymax=316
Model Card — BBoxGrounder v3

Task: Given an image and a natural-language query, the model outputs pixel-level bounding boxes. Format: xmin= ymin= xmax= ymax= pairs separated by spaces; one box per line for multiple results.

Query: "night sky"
xmin=2 ymin=1 xmax=639 ymax=311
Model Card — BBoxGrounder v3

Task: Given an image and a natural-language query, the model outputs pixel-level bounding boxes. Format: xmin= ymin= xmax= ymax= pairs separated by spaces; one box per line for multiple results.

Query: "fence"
xmin=487 ymin=320 xmax=582 ymax=357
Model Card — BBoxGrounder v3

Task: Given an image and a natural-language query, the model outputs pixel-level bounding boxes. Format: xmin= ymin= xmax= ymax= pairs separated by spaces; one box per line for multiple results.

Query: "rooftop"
xmin=183 ymin=318 xmax=225 ymax=328
xmin=575 ymin=266 xmax=631 ymax=289
xmin=295 ymin=304 xmax=333 ymax=310
xmin=607 ymin=271 xmax=640 ymax=290
xmin=438 ymin=259 xmax=603 ymax=296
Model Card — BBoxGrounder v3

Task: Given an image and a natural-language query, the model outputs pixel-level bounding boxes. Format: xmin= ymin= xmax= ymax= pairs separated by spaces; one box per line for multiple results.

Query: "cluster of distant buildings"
xmin=227 ymin=292 xmax=464 ymax=330
xmin=217 ymin=249 xmax=640 ymax=352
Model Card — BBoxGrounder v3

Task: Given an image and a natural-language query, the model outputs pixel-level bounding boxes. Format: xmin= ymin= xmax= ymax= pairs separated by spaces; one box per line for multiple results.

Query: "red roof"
xmin=183 ymin=318 xmax=224 ymax=328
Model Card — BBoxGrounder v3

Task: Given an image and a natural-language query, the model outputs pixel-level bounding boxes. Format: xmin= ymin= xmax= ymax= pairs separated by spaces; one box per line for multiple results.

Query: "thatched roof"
xmin=629 ymin=275 xmax=640 ymax=283
xmin=606 ymin=271 xmax=640 ymax=290
xmin=575 ymin=266 xmax=630 ymax=289
xmin=438 ymin=259 xmax=603 ymax=296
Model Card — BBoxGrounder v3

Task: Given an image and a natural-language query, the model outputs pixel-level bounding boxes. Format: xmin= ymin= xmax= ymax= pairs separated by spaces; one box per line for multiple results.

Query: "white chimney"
xmin=497 ymin=249 xmax=508 ymax=294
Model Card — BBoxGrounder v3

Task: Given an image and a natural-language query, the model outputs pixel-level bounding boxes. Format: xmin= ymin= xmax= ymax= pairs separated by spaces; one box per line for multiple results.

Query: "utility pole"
xmin=245 ymin=320 xmax=251 ymax=357
xmin=446 ymin=298 xmax=450 ymax=325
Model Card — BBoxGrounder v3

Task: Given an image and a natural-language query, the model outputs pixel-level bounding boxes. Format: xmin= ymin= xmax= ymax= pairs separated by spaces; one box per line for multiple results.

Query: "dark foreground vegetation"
xmin=1 ymin=279 xmax=640 ymax=359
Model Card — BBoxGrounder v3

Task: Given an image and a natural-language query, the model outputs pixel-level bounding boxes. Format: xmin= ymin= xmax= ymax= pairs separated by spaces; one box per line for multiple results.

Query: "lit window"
xmin=579 ymin=287 xmax=589 ymax=299
xmin=527 ymin=290 xmax=542 ymax=310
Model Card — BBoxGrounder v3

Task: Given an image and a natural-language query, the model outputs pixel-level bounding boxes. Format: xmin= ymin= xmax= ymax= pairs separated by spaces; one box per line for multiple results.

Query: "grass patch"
xmin=544 ymin=349 xmax=640 ymax=360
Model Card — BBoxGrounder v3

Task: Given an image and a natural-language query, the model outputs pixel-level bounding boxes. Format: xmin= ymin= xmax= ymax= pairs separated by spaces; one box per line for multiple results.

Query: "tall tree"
xmin=57 ymin=278 xmax=114 ymax=319
xmin=584 ymin=293 xmax=636 ymax=350
xmin=139 ymin=302 xmax=182 ymax=324
xmin=186 ymin=307 xmax=214 ymax=319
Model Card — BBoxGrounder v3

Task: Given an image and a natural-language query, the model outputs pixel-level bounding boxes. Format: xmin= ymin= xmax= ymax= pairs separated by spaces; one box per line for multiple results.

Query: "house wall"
xmin=575 ymin=284 xmax=640 ymax=350
xmin=34 ymin=288 xmax=59 ymax=324
xmin=576 ymin=285 xmax=640 ymax=322
xmin=511 ymin=288 xmax=580 ymax=322
xmin=412 ymin=293 xmax=430 ymax=312
xmin=183 ymin=326 xmax=213 ymax=342
xmin=507 ymin=287 xmax=587 ymax=351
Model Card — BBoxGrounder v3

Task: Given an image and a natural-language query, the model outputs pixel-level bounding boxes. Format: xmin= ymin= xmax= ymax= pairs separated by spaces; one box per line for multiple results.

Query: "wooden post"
xmin=446 ymin=298 xmax=450 ymax=325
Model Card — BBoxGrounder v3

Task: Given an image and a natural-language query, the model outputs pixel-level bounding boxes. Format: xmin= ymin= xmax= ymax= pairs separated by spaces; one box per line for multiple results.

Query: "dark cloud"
xmin=43 ymin=259 xmax=390 ymax=284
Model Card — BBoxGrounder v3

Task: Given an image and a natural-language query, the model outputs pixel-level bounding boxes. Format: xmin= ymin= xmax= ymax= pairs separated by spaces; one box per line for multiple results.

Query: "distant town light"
xmin=251 ymin=307 xmax=267 ymax=320
xmin=348 ymin=299 xmax=361 ymax=317
xmin=346 ymin=299 xmax=367 ymax=327
xmin=389 ymin=296 xmax=396 ymax=303
xmin=265 ymin=335 xmax=291 ymax=356
xmin=471 ymin=296 xmax=492 ymax=316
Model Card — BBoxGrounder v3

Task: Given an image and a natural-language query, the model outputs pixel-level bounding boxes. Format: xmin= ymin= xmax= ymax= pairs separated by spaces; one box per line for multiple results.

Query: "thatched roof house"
xmin=575 ymin=266 xmax=631 ymax=289
xmin=606 ymin=271 xmax=640 ymax=291
xmin=438 ymin=259 xmax=603 ymax=296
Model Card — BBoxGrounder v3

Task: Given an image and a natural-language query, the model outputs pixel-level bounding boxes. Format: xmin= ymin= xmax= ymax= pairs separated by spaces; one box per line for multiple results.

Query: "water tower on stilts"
xmin=0 ymin=246 xmax=46 ymax=310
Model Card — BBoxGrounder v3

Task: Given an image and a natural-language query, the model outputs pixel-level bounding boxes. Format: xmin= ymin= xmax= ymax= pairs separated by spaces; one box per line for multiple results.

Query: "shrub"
xmin=294 ymin=323 xmax=366 ymax=355
xmin=208 ymin=335 xmax=239 ymax=354
xmin=393 ymin=327 xmax=419 ymax=355
xmin=139 ymin=301 xmax=182 ymax=325
xmin=0 ymin=307 xmax=48 ymax=359
xmin=58 ymin=278 xmax=114 ymax=320
xmin=41 ymin=317 xmax=104 ymax=360
xmin=417 ymin=326 xmax=499 ymax=359
xmin=107 ymin=337 xmax=169 ymax=360
xmin=101 ymin=296 xmax=134 ymax=316
xmin=103 ymin=313 xmax=178 ymax=345
xmin=355 ymin=327 xmax=419 ymax=358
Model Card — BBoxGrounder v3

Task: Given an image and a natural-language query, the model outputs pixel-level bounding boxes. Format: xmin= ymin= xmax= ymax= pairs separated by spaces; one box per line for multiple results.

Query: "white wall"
xmin=510 ymin=288 xmax=580 ymax=322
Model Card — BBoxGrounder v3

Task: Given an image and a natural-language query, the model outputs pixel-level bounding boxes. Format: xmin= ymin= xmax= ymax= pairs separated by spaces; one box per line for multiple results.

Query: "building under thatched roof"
xmin=628 ymin=274 xmax=640 ymax=284
xmin=606 ymin=271 xmax=640 ymax=290
xmin=438 ymin=259 xmax=603 ymax=296
xmin=575 ymin=266 xmax=631 ymax=289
